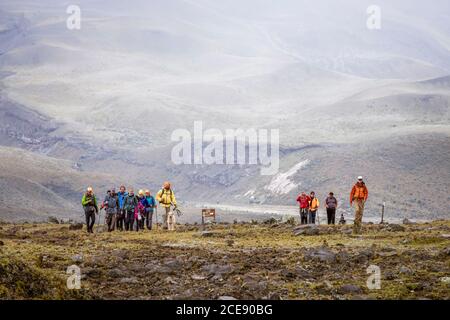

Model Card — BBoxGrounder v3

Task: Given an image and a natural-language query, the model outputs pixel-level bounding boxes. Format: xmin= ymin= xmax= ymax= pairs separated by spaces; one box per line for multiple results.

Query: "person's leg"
xmin=301 ymin=209 xmax=307 ymax=224
xmin=111 ymin=213 xmax=117 ymax=231
xmin=148 ymin=211 xmax=153 ymax=230
xmin=326 ymin=208 xmax=331 ymax=224
xmin=353 ymin=200 xmax=363 ymax=234
xmin=311 ymin=211 xmax=316 ymax=224
xmin=89 ymin=212 xmax=96 ymax=233
xmin=125 ymin=211 xmax=130 ymax=231
xmin=118 ymin=210 xmax=124 ymax=230
xmin=106 ymin=213 xmax=112 ymax=232
xmin=163 ymin=207 xmax=170 ymax=229
xmin=85 ymin=211 xmax=90 ymax=233
xmin=331 ymin=209 xmax=336 ymax=225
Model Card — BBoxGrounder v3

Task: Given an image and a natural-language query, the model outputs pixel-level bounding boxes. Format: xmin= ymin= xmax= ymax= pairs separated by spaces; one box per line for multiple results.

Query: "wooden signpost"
xmin=202 ymin=208 xmax=216 ymax=227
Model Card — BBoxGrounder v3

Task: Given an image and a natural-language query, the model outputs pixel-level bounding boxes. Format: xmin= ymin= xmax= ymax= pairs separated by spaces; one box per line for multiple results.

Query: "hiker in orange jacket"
xmin=308 ymin=191 xmax=320 ymax=224
xmin=350 ymin=176 xmax=369 ymax=234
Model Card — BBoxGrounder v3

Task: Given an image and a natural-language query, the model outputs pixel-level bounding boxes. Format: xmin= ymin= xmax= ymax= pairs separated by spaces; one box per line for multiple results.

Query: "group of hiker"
xmin=81 ymin=181 xmax=177 ymax=233
xmin=296 ymin=176 xmax=369 ymax=234
xmin=81 ymin=176 xmax=369 ymax=235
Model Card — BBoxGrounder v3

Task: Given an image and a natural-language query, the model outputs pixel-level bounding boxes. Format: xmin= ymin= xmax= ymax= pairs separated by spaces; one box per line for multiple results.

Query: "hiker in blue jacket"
xmin=144 ymin=190 xmax=157 ymax=230
xmin=116 ymin=185 xmax=127 ymax=231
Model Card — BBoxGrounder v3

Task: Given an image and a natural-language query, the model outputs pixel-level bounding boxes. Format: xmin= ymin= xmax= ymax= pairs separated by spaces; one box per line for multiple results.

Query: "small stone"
xmin=120 ymin=277 xmax=139 ymax=284
xmin=107 ymin=268 xmax=124 ymax=278
xmin=338 ymin=284 xmax=363 ymax=294
xmin=399 ymin=266 xmax=413 ymax=275
xmin=387 ymin=224 xmax=406 ymax=232
xmin=199 ymin=231 xmax=217 ymax=237
xmin=226 ymin=239 xmax=234 ymax=247
xmin=440 ymin=277 xmax=450 ymax=284
xmin=71 ymin=254 xmax=83 ymax=262
xmin=218 ymin=296 xmax=237 ymax=300
xmin=191 ymin=274 xmax=207 ymax=280
xmin=0 ymin=240 xmax=4 ymax=246
xmin=304 ymin=247 xmax=336 ymax=263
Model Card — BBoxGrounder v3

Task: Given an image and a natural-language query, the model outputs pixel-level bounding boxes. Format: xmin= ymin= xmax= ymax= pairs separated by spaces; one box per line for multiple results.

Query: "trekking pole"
xmin=155 ymin=206 xmax=158 ymax=231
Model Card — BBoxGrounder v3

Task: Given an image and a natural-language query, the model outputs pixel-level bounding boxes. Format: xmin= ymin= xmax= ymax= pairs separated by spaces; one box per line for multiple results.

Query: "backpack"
xmin=159 ymin=189 xmax=173 ymax=204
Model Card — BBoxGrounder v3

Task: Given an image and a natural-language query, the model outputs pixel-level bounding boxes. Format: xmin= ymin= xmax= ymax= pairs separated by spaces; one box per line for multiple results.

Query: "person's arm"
xmin=296 ymin=195 xmax=301 ymax=202
xmin=94 ymin=196 xmax=99 ymax=212
xmin=335 ymin=197 xmax=338 ymax=208
xmin=81 ymin=194 xmax=87 ymax=206
xmin=171 ymin=192 xmax=177 ymax=207
xmin=325 ymin=198 xmax=328 ymax=208
xmin=156 ymin=190 xmax=162 ymax=203
xmin=317 ymin=199 xmax=320 ymax=208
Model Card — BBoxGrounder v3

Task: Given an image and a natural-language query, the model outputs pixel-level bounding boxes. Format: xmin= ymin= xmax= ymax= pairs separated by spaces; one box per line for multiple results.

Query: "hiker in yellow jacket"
xmin=308 ymin=191 xmax=320 ymax=224
xmin=156 ymin=181 xmax=177 ymax=229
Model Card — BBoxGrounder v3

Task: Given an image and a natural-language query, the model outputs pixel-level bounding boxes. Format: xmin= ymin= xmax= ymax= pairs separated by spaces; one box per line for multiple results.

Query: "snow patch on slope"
xmin=264 ymin=160 xmax=310 ymax=195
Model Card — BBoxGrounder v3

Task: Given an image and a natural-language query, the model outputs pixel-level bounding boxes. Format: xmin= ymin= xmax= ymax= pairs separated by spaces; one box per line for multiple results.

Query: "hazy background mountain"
xmin=0 ymin=0 xmax=449 ymax=221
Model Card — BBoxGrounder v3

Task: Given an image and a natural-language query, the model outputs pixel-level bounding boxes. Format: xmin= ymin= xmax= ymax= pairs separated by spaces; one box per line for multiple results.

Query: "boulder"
xmin=304 ymin=247 xmax=336 ymax=263
xmin=293 ymin=225 xmax=320 ymax=236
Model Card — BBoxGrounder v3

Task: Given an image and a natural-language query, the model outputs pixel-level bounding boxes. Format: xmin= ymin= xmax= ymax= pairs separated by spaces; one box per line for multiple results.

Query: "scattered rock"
xmin=440 ymin=277 xmax=450 ymax=284
xmin=403 ymin=218 xmax=415 ymax=225
xmin=218 ymin=296 xmax=237 ymax=300
xmin=384 ymin=271 xmax=396 ymax=280
xmin=293 ymin=225 xmax=320 ymax=236
xmin=441 ymin=234 xmax=450 ymax=239
xmin=399 ymin=266 xmax=413 ymax=275
xmin=84 ymin=267 xmax=102 ymax=278
xmin=387 ymin=224 xmax=406 ymax=232
xmin=338 ymin=284 xmax=363 ymax=294
xmin=263 ymin=218 xmax=278 ymax=225
xmin=69 ymin=223 xmax=84 ymax=231
xmin=71 ymin=254 xmax=83 ymax=263
xmin=191 ymin=274 xmax=207 ymax=280
xmin=226 ymin=239 xmax=234 ymax=247
xmin=199 ymin=231 xmax=219 ymax=237
xmin=107 ymin=268 xmax=124 ymax=278
xmin=201 ymin=264 xmax=234 ymax=277
xmin=0 ymin=240 xmax=4 ymax=246
xmin=440 ymin=247 xmax=450 ymax=256
xmin=120 ymin=277 xmax=139 ymax=284
xmin=304 ymin=247 xmax=336 ymax=263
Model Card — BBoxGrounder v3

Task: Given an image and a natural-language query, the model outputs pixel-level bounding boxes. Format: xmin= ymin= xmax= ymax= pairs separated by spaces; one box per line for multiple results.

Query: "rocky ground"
xmin=0 ymin=219 xmax=449 ymax=300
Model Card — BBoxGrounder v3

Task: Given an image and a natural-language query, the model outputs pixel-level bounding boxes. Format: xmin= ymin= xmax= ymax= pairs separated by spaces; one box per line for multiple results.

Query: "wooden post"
xmin=381 ymin=202 xmax=385 ymax=224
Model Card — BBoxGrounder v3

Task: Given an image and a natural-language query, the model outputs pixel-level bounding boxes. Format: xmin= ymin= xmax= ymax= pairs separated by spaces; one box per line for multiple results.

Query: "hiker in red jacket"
xmin=296 ymin=192 xmax=310 ymax=225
